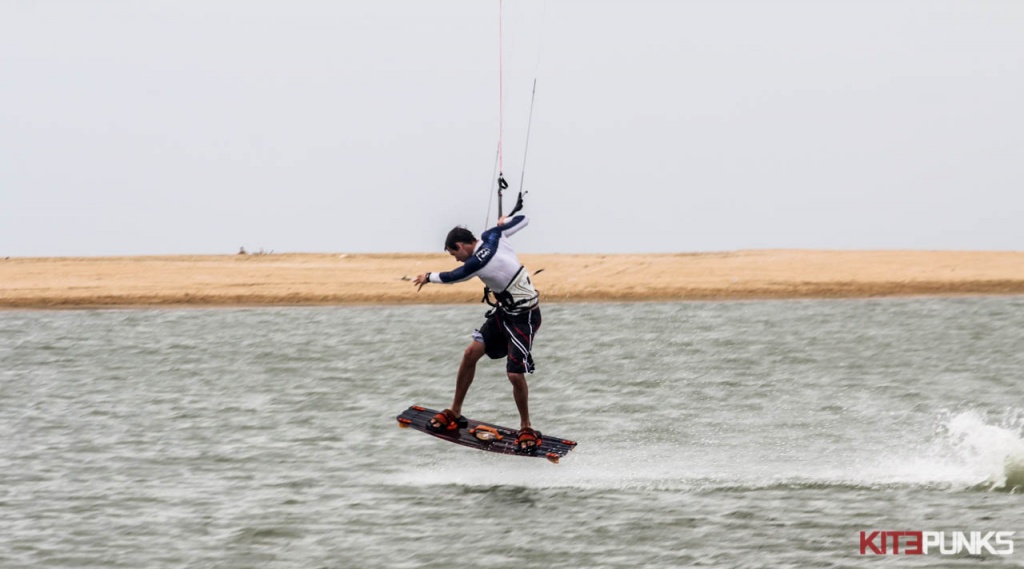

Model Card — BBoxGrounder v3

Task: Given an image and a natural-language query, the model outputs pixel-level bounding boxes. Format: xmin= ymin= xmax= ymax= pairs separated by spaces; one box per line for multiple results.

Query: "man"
xmin=412 ymin=214 xmax=542 ymax=452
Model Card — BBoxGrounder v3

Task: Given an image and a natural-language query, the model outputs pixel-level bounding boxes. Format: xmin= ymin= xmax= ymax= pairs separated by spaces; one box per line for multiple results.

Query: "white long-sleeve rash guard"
xmin=426 ymin=215 xmax=539 ymax=312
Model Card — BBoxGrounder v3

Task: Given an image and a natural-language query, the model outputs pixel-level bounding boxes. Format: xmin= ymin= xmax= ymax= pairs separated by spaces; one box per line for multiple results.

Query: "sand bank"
xmin=2 ymin=250 xmax=1023 ymax=309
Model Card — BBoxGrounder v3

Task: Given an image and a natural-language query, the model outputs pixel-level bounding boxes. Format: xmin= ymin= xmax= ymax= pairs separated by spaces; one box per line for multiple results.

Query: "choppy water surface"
xmin=2 ymin=298 xmax=1023 ymax=568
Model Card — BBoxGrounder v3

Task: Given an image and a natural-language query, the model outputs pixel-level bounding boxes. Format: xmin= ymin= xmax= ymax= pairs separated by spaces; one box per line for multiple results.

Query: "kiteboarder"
xmin=413 ymin=214 xmax=542 ymax=451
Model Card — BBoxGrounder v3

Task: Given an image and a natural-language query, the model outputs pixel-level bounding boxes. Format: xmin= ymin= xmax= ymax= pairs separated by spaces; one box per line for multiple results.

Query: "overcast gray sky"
xmin=2 ymin=1 xmax=1022 ymax=256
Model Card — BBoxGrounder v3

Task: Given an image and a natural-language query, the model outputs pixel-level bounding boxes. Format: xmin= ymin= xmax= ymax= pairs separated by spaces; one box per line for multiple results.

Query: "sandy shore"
xmin=2 ymin=250 xmax=1023 ymax=309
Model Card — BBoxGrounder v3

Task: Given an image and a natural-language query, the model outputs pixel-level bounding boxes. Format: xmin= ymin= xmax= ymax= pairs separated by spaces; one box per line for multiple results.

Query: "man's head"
xmin=444 ymin=226 xmax=477 ymax=262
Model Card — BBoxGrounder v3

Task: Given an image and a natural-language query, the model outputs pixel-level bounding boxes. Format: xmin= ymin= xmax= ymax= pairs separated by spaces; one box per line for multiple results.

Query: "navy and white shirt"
xmin=427 ymin=215 xmax=539 ymax=312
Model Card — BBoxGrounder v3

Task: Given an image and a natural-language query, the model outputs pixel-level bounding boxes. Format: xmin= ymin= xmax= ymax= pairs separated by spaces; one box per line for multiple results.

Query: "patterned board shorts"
xmin=471 ymin=307 xmax=542 ymax=374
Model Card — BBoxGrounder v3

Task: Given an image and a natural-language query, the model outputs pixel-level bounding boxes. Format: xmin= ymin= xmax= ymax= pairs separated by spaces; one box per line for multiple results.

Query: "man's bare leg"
xmin=449 ymin=341 xmax=486 ymax=418
xmin=507 ymin=372 xmax=530 ymax=430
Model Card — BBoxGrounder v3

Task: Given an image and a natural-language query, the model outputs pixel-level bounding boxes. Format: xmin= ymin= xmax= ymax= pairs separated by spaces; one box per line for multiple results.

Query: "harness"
xmin=480 ymin=267 xmax=539 ymax=316
xmin=481 ymin=286 xmax=536 ymax=315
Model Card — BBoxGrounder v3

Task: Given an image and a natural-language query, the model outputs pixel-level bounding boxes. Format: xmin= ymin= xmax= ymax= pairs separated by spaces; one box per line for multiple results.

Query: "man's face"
xmin=446 ymin=242 xmax=473 ymax=262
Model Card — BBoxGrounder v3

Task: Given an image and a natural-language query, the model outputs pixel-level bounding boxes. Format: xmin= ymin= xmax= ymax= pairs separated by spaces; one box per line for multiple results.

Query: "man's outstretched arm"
xmin=413 ymin=254 xmax=487 ymax=290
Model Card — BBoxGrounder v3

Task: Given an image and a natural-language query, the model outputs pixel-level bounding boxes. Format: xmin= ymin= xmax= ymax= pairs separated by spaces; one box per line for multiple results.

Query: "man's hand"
xmin=413 ymin=273 xmax=429 ymax=291
xmin=497 ymin=215 xmax=507 ymax=226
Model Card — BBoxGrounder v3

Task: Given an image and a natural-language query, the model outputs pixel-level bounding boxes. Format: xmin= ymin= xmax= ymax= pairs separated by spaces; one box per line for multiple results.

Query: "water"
xmin=2 ymin=298 xmax=1023 ymax=568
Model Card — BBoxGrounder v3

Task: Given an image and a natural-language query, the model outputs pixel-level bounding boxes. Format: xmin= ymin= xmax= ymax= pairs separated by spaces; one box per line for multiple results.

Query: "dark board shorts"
xmin=473 ymin=307 xmax=542 ymax=374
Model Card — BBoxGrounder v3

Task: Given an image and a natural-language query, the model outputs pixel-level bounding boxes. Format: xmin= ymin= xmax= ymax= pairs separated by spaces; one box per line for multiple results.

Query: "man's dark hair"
xmin=444 ymin=226 xmax=476 ymax=251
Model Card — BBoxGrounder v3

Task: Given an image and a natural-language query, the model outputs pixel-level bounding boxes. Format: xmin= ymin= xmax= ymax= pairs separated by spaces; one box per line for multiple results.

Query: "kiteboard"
xmin=396 ymin=405 xmax=577 ymax=464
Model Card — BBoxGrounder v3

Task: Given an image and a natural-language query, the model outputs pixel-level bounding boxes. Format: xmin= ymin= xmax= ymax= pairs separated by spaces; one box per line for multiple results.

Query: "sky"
xmin=2 ymin=0 xmax=1022 ymax=256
